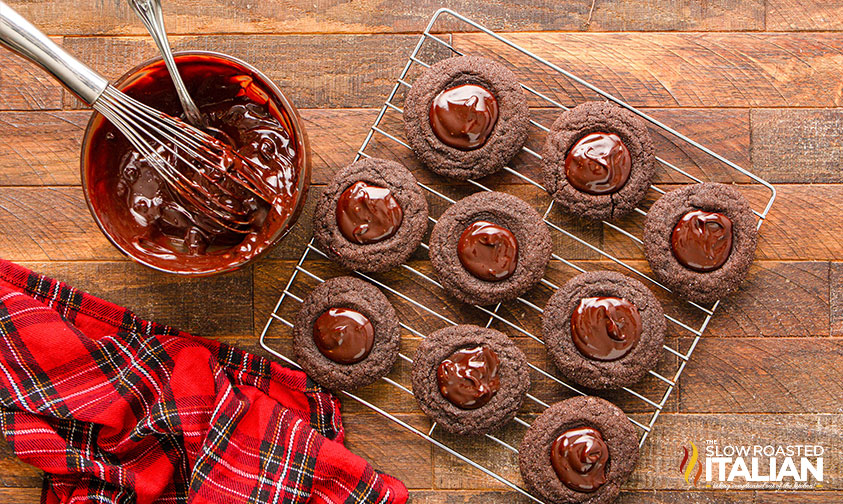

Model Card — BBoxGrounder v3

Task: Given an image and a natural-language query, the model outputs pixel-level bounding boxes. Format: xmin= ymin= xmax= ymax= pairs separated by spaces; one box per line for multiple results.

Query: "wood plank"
xmin=433 ymin=413 xmax=843 ymax=490
xmin=60 ymin=34 xmax=450 ymax=109
xmin=751 ymin=108 xmax=843 ymax=184
xmin=5 ymin=0 xmax=764 ymax=36
xmin=829 ymin=263 xmax=843 ymax=337
xmin=369 ymin=106 xmax=752 ymax=186
xmin=679 ymin=338 xmax=843 ymax=413
xmin=0 ymin=107 xmax=750 ymax=188
xmin=16 ymin=261 xmax=253 ymax=337
xmin=342 ymin=413 xmax=433 ymax=489
xmin=0 ymin=439 xmax=42 ymax=488
xmin=617 ymin=492 xmax=755 ymax=504
xmin=0 ymin=40 xmax=63 ymax=111
xmin=0 ymin=487 xmax=42 ymax=503
xmin=409 ymin=490 xmax=755 ymax=504
xmin=538 ymin=260 xmax=827 ymax=339
xmin=0 ymin=111 xmax=88 ymax=186
xmin=602 ymin=184 xmax=843 ymax=261
xmin=0 ymin=187 xmax=124 ymax=261
xmin=757 ymin=491 xmax=843 ymax=503
xmin=767 ymin=0 xmax=843 ymax=31
xmin=54 ymin=32 xmax=843 ymax=109
xmin=256 ymin=258 xmax=828 ymax=343
xmin=452 ymin=32 xmax=843 ymax=108
xmin=702 ymin=262 xmax=829 ymax=338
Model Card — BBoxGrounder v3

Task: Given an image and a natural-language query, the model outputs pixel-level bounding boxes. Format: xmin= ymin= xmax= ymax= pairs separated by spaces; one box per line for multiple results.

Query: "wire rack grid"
xmin=259 ymin=8 xmax=776 ymax=502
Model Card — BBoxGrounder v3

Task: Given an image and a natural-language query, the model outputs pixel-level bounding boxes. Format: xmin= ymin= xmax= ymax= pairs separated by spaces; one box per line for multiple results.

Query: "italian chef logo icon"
xmin=679 ymin=442 xmax=703 ymax=486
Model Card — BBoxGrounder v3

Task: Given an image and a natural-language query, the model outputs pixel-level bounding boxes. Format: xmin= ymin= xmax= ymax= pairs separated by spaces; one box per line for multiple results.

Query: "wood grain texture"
xmin=60 ymin=34 xmax=449 ymax=110
xmin=0 ymin=106 xmax=750 ymax=188
xmin=24 ymin=182 xmax=843 ymax=264
xmin=342 ymin=413 xmax=434 ymax=489
xmin=0 ymin=44 xmax=63 ymax=111
xmin=751 ymin=108 xmax=843 ymax=183
xmin=757 ymin=491 xmax=843 ymax=503
xmin=828 ymin=263 xmax=843 ymax=337
xmin=679 ymin=338 xmax=843 ymax=413
xmin=767 ymin=0 xmax=843 ymax=31
xmin=5 ymin=0 xmax=764 ymax=36
xmin=602 ymin=185 xmax=843 ymax=261
xmin=0 ymin=440 xmax=42 ymax=488
xmin=409 ymin=490 xmax=756 ymax=504
xmin=432 ymin=413 xmax=843 ymax=490
xmin=0 ymin=486 xmax=42 ymax=502
xmin=0 ymin=187 xmax=123 ymax=261
xmin=18 ymin=261 xmax=253 ymax=336
xmin=703 ymin=262 xmax=829 ymax=338
xmin=365 ymin=106 xmax=752 ymax=186
xmin=0 ymin=112 xmax=88 ymax=185
xmin=453 ymin=32 xmax=843 ymax=108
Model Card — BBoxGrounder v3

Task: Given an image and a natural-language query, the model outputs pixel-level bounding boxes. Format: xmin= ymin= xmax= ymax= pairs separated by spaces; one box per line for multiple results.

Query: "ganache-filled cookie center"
xmin=457 ymin=220 xmax=519 ymax=282
xmin=571 ymin=296 xmax=642 ymax=361
xmin=335 ymin=181 xmax=404 ymax=244
xmin=313 ymin=307 xmax=375 ymax=364
xmin=670 ymin=209 xmax=733 ymax=272
xmin=551 ymin=425 xmax=610 ymax=493
xmin=436 ymin=345 xmax=501 ymax=409
xmin=429 ymin=83 xmax=499 ymax=151
xmin=564 ymin=131 xmax=632 ymax=195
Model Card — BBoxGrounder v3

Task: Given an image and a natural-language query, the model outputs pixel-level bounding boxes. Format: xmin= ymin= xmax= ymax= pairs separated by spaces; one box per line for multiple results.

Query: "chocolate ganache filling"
xmin=113 ymin=66 xmax=300 ymax=258
xmin=312 ymin=307 xmax=375 ymax=364
xmin=457 ymin=221 xmax=518 ymax=282
xmin=551 ymin=426 xmax=610 ymax=493
xmin=670 ymin=210 xmax=733 ymax=272
xmin=429 ymin=83 xmax=499 ymax=150
xmin=571 ymin=296 xmax=642 ymax=361
xmin=436 ymin=345 xmax=501 ymax=409
xmin=335 ymin=181 xmax=404 ymax=244
xmin=564 ymin=132 xmax=631 ymax=195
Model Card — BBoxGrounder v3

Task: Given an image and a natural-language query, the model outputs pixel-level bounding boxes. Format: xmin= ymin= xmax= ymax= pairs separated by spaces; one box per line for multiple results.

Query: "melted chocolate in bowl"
xmin=81 ymin=52 xmax=310 ymax=275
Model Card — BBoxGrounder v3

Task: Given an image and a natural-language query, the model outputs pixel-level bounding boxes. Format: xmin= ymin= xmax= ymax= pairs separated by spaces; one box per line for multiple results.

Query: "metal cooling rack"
xmin=259 ymin=8 xmax=777 ymax=502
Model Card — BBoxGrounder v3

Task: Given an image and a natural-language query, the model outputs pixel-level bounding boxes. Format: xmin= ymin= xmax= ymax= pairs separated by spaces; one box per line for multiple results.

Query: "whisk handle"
xmin=0 ymin=0 xmax=108 ymax=104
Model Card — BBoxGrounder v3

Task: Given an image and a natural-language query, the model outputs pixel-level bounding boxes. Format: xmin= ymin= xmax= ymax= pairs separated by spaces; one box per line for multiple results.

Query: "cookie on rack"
xmin=428 ymin=191 xmax=552 ymax=306
xmin=403 ymin=55 xmax=529 ymax=180
xmin=541 ymin=100 xmax=655 ymax=221
xmin=293 ymin=276 xmax=400 ymax=390
xmin=542 ymin=270 xmax=665 ymax=390
xmin=313 ymin=157 xmax=428 ymax=273
xmin=411 ymin=324 xmax=530 ymax=435
xmin=519 ymin=396 xmax=638 ymax=504
xmin=643 ymin=182 xmax=757 ymax=304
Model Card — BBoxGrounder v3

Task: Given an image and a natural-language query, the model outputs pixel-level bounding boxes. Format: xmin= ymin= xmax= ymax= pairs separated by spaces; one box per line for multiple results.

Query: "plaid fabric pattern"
xmin=0 ymin=259 xmax=408 ymax=504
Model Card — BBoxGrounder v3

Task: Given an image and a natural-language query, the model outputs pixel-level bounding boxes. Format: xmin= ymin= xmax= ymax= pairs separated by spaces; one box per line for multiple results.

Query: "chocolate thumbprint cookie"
xmin=543 ymin=271 xmax=665 ymax=390
xmin=542 ymin=101 xmax=655 ymax=221
xmin=403 ymin=55 xmax=529 ymax=180
xmin=313 ymin=157 xmax=428 ymax=273
xmin=429 ymin=191 xmax=552 ymax=306
xmin=294 ymin=276 xmax=400 ymax=390
xmin=411 ymin=325 xmax=530 ymax=435
xmin=519 ymin=396 xmax=639 ymax=504
xmin=643 ymin=182 xmax=757 ymax=304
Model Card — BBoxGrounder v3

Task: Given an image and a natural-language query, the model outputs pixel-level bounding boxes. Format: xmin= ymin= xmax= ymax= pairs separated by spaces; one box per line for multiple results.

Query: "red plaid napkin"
xmin=0 ymin=259 xmax=408 ymax=504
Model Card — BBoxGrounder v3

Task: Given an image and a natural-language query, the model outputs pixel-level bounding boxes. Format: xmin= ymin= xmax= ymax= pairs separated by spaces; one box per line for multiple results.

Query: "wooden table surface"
xmin=0 ymin=1 xmax=842 ymax=502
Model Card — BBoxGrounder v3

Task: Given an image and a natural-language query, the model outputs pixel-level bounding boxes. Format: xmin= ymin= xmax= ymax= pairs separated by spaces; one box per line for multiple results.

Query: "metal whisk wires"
xmin=95 ymin=85 xmax=275 ymax=232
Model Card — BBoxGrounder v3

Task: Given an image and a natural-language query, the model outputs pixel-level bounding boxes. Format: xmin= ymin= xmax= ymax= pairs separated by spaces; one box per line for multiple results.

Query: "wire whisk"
xmin=0 ymin=0 xmax=278 ymax=232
